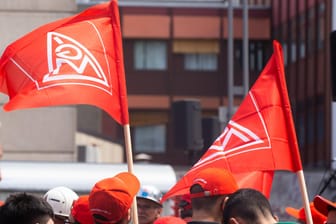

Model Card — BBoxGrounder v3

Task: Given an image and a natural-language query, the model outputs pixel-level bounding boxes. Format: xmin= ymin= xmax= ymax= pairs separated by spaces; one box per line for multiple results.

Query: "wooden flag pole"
xmin=297 ymin=170 xmax=313 ymax=224
xmin=123 ymin=124 xmax=139 ymax=224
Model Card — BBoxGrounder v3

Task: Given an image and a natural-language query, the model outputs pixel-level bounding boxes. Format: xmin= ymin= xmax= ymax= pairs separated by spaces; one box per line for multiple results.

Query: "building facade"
xmin=89 ymin=0 xmax=274 ymax=166
xmin=106 ymin=0 xmax=331 ymax=168
xmin=272 ymin=0 xmax=331 ymax=168
xmin=0 ymin=0 xmax=333 ymax=170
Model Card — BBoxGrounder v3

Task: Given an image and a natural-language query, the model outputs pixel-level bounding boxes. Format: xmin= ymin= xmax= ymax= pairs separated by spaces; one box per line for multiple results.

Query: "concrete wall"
xmin=0 ymin=0 xmax=77 ymax=53
xmin=0 ymin=0 xmax=78 ymax=161
xmin=76 ymin=132 xmax=124 ymax=163
xmin=0 ymin=106 xmax=77 ymax=161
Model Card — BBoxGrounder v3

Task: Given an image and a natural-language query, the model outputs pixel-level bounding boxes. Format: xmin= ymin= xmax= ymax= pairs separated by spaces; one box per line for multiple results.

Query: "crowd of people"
xmin=0 ymin=167 xmax=335 ymax=224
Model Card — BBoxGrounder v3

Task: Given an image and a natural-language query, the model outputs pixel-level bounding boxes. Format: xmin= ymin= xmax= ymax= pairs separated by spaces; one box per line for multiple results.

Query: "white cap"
xmin=43 ymin=186 xmax=79 ymax=217
xmin=137 ymin=185 xmax=162 ymax=207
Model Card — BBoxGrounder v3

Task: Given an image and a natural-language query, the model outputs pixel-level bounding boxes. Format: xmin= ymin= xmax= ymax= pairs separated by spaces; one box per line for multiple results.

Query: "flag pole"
xmin=123 ymin=124 xmax=139 ymax=224
xmin=296 ymin=170 xmax=313 ymax=224
xmin=272 ymin=40 xmax=312 ymax=224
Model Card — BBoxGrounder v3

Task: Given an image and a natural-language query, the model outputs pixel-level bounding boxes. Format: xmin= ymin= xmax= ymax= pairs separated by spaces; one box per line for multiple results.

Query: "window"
xmin=234 ymin=41 xmax=243 ymax=72
xmin=134 ymin=125 xmax=166 ymax=153
xmin=282 ymin=42 xmax=288 ymax=66
xmin=249 ymin=41 xmax=266 ymax=72
xmin=290 ymin=20 xmax=297 ymax=63
xmin=299 ymin=13 xmax=306 ymax=59
xmin=184 ymin=53 xmax=218 ymax=71
xmin=257 ymin=47 xmax=263 ymax=71
xmin=134 ymin=41 xmax=167 ymax=70
xmin=296 ymin=101 xmax=305 ymax=148
xmin=249 ymin=43 xmax=255 ymax=71
xmin=317 ymin=2 xmax=325 ymax=50
xmin=317 ymin=101 xmax=325 ymax=143
xmin=307 ymin=7 xmax=315 ymax=54
xmin=291 ymin=43 xmax=297 ymax=63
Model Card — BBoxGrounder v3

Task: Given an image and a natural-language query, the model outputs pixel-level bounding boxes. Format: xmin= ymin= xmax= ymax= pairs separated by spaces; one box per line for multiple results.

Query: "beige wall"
xmin=0 ymin=0 xmax=77 ymax=53
xmin=0 ymin=107 xmax=77 ymax=161
xmin=0 ymin=0 xmax=80 ymax=162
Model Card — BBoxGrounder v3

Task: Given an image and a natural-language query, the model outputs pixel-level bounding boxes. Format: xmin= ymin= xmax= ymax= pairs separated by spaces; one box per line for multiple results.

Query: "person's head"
xmin=70 ymin=195 xmax=94 ymax=224
xmin=137 ymin=185 xmax=163 ymax=224
xmin=223 ymin=188 xmax=278 ymax=224
xmin=313 ymin=195 xmax=336 ymax=224
xmin=285 ymin=202 xmax=326 ymax=224
xmin=189 ymin=168 xmax=238 ymax=223
xmin=153 ymin=216 xmax=186 ymax=224
xmin=43 ymin=186 xmax=79 ymax=224
xmin=178 ymin=194 xmax=192 ymax=221
xmin=89 ymin=172 xmax=140 ymax=224
xmin=0 ymin=192 xmax=54 ymax=224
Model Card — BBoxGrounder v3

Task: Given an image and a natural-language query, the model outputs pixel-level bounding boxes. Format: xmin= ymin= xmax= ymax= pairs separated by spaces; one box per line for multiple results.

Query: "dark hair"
xmin=179 ymin=198 xmax=192 ymax=220
xmin=190 ymin=184 xmax=224 ymax=211
xmin=0 ymin=192 xmax=54 ymax=224
xmin=222 ymin=188 xmax=275 ymax=224
xmin=180 ymin=209 xmax=192 ymax=219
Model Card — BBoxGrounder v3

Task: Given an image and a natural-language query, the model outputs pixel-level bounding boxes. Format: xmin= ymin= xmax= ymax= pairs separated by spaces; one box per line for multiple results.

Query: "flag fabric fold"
xmin=162 ymin=40 xmax=302 ymax=202
xmin=234 ymin=171 xmax=274 ymax=198
xmin=0 ymin=0 xmax=129 ymax=125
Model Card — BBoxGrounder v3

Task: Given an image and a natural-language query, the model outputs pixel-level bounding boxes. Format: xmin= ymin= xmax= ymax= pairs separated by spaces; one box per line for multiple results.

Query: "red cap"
xmin=285 ymin=202 xmax=326 ymax=224
xmin=190 ymin=168 xmax=238 ymax=198
xmin=314 ymin=195 xmax=336 ymax=216
xmin=89 ymin=172 xmax=140 ymax=223
xmin=153 ymin=216 xmax=186 ymax=224
xmin=71 ymin=195 xmax=94 ymax=224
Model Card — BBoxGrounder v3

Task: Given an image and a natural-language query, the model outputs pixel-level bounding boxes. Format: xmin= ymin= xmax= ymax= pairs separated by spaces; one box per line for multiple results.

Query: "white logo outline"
xmin=192 ymin=91 xmax=271 ymax=170
xmin=10 ymin=21 xmax=113 ymax=95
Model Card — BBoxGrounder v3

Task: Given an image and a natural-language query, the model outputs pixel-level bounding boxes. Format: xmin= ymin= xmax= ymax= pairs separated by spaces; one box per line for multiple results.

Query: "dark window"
xmin=134 ymin=40 xmax=167 ymax=70
xmin=184 ymin=53 xmax=218 ymax=71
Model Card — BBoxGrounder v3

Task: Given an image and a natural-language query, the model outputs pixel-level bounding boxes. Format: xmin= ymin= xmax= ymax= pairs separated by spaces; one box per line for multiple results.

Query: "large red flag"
xmin=234 ymin=171 xmax=274 ymax=198
xmin=0 ymin=0 xmax=129 ymax=125
xmin=162 ymin=40 xmax=302 ymax=202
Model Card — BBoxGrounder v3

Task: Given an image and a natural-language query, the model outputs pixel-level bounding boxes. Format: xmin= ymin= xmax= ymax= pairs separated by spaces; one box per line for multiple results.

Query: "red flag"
xmin=234 ymin=171 xmax=274 ymax=198
xmin=162 ymin=40 xmax=302 ymax=202
xmin=0 ymin=0 xmax=129 ymax=125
